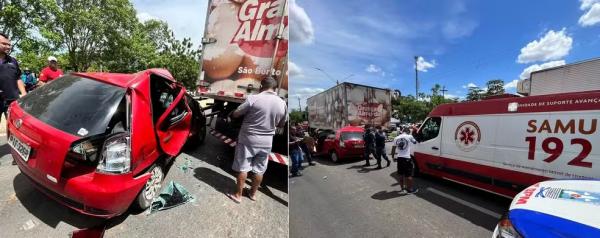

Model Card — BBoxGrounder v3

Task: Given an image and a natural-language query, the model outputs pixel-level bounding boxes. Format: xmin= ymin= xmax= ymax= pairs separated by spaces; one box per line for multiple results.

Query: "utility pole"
xmin=440 ymin=86 xmax=448 ymax=98
xmin=414 ymin=56 xmax=419 ymax=99
xmin=297 ymin=96 xmax=302 ymax=112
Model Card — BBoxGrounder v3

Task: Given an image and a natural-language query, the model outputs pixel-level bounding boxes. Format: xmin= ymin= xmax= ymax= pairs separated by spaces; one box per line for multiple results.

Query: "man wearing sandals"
xmin=227 ymin=77 xmax=287 ymax=203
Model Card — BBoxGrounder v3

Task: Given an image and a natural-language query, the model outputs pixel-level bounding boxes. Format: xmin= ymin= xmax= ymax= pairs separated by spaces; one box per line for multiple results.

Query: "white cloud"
xmin=289 ymin=61 xmax=303 ymax=77
xmin=137 ymin=12 xmax=160 ymax=22
xmin=579 ymin=3 xmax=600 ymax=27
xmin=289 ymin=0 xmax=314 ymax=44
xmin=442 ymin=20 xmax=478 ymax=40
xmin=504 ymin=80 xmax=519 ymax=89
xmin=443 ymin=94 xmax=463 ymax=100
xmin=462 ymin=83 xmax=477 ymax=89
xmin=519 ymin=60 xmax=565 ymax=79
xmin=517 ymin=28 xmax=572 ymax=63
xmin=580 ymin=0 xmax=600 ymax=10
xmin=291 ymin=87 xmax=325 ymax=99
xmin=366 ymin=64 xmax=382 ymax=73
xmin=415 ymin=56 xmax=437 ymax=72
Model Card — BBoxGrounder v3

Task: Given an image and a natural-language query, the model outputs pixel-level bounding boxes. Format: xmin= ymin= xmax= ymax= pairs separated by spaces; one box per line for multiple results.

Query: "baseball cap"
xmin=48 ymin=56 xmax=57 ymax=62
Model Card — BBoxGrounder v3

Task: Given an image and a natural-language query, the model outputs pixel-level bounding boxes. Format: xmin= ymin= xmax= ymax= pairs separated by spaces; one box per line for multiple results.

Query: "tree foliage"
xmin=289 ymin=109 xmax=307 ymax=125
xmin=485 ymin=79 xmax=505 ymax=97
xmin=466 ymin=86 xmax=485 ymax=101
xmin=392 ymin=91 xmax=457 ymax=123
xmin=8 ymin=0 xmax=201 ymax=89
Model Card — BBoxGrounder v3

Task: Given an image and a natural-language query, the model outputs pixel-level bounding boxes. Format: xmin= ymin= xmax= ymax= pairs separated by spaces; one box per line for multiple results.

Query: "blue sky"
xmin=289 ymin=0 xmax=600 ymax=109
xmin=132 ymin=0 xmax=209 ymax=47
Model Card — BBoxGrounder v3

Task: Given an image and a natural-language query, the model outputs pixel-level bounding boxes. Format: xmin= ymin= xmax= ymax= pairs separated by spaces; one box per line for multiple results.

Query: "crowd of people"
xmin=0 ymin=33 xmax=64 ymax=103
xmin=290 ymin=121 xmax=421 ymax=193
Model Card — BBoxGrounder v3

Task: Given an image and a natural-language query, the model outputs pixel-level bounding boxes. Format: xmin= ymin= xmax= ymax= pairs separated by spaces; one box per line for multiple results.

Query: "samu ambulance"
xmin=412 ymin=90 xmax=600 ymax=198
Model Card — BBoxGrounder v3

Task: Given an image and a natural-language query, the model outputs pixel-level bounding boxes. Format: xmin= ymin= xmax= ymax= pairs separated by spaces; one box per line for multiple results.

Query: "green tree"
xmin=0 ymin=0 xmax=45 ymax=50
xmin=485 ymin=79 xmax=505 ymax=97
xmin=466 ymin=86 xmax=485 ymax=101
xmin=37 ymin=0 xmax=138 ymax=71
xmin=289 ymin=109 xmax=307 ymax=124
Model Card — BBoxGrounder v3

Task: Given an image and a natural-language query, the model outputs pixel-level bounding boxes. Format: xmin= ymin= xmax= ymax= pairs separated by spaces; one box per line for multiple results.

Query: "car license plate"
xmin=8 ymin=135 xmax=31 ymax=162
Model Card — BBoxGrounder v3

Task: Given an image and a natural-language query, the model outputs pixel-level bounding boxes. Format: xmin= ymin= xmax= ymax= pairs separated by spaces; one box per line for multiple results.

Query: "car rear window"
xmin=341 ymin=132 xmax=363 ymax=141
xmin=18 ymin=75 xmax=126 ymax=137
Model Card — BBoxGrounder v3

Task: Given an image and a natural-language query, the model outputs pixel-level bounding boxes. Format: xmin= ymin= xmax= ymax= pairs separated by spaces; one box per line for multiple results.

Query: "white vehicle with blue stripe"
xmin=493 ymin=180 xmax=600 ymax=238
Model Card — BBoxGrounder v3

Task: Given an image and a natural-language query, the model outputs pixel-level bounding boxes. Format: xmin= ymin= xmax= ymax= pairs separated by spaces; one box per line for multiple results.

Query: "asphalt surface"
xmin=290 ymin=142 xmax=511 ymax=238
xmin=0 ymin=131 xmax=288 ymax=238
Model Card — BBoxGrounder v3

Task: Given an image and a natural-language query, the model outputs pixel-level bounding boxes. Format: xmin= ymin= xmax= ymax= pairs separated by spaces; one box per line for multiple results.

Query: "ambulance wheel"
xmin=330 ymin=151 xmax=339 ymax=163
xmin=134 ymin=164 xmax=164 ymax=210
xmin=412 ymin=158 xmax=420 ymax=176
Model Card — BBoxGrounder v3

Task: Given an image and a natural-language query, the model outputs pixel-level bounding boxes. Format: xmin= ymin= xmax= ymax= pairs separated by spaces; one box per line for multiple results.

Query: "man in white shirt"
xmin=391 ymin=127 xmax=418 ymax=194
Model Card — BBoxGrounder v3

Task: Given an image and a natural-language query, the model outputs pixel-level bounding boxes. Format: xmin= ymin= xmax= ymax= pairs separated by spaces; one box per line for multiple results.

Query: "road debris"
xmin=70 ymin=224 xmax=106 ymax=238
xmin=21 ymin=219 xmax=36 ymax=231
xmin=178 ymin=158 xmax=193 ymax=174
xmin=149 ymin=181 xmax=195 ymax=213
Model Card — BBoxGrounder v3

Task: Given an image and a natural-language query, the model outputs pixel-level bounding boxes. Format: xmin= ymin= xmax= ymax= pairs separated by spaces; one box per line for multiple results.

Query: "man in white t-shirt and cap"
xmin=226 ymin=76 xmax=287 ymax=203
xmin=391 ymin=126 xmax=418 ymax=194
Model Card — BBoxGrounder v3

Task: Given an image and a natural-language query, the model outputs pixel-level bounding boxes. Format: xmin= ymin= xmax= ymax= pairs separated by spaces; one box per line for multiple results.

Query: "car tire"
xmin=330 ymin=151 xmax=339 ymax=163
xmin=186 ymin=122 xmax=207 ymax=148
xmin=134 ymin=164 xmax=165 ymax=210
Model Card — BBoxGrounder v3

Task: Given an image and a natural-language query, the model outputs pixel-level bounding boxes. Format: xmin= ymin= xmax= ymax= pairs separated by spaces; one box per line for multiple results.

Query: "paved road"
xmin=290 ymin=142 xmax=511 ymax=238
xmin=0 ymin=133 xmax=288 ymax=238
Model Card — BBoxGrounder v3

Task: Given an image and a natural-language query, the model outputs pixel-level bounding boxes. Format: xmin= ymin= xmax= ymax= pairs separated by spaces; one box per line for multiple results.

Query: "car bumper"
xmin=338 ymin=148 xmax=365 ymax=159
xmin=14 ymin=153 xmax=151 ymax=218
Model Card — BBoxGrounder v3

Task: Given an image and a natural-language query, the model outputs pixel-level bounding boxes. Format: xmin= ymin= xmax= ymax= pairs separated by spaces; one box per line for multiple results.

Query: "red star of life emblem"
xmin=459 ymin=127 xmax=475 ymax=146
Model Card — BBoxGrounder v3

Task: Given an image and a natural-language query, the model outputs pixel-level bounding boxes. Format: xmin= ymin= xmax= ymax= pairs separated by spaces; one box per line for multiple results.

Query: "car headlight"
xmin=493 ymin=214 xmax=522 ymax=238
xmin=97 ymin=132 xmax=130 ymax=174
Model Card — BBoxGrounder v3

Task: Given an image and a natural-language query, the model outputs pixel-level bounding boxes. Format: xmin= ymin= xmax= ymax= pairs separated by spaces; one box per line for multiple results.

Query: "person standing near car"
xmin=363 ymin=124 xmax=376 ymax=166
xmin=0 ymin=33 xmax=27 ymax=122
xmin=227 ymin=77 xmax=287 ymax=203
xmin=296 ymin=122 xmax=316 ymax=167
xmin=374 ymin=126 xmax=391 ymax=169
xmin=38 ymin=56 xmax=63 ymax=85
xmin=391 ymin=127 xmax=418 ymax=193
xmin=289 ymin=125 xmax=303 ymax=177
xmin=21 ymin=68 xmax=37 ymax=92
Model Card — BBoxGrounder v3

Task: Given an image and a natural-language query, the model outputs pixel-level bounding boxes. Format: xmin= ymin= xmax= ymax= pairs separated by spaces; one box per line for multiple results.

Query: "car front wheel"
xmin=134 ymin=164 xmax=164 ymax=210
xmin=330 ymin=151 xmax=339 ymax=163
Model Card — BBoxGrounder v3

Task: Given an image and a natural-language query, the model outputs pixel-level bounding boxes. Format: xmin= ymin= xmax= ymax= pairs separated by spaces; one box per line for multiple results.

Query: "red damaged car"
xmin=316 ymin=126 xmax=365 ymax=163
xmin=7 ymin=69 xmax=206 ymax=218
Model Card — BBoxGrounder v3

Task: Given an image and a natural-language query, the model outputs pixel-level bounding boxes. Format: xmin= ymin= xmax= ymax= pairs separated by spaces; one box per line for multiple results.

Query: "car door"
xmin=151 ymin=75 xmax=193 ymax=156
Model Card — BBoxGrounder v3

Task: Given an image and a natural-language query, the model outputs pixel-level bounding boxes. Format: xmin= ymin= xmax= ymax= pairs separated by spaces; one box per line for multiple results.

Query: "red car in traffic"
xmin=315 ymin=126 xmax=365 ymax=162
xmin=7 ymin=69 xmax=206 ymax=218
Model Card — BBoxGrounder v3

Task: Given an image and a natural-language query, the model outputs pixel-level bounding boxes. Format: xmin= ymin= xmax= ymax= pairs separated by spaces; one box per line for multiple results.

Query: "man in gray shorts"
xmin=227 ymin=77 xmax=287 ymax=203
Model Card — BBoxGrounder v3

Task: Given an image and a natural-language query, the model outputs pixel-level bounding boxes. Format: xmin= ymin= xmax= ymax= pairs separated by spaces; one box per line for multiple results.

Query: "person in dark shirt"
xmin=363 ymin=125 xmax=376 ymax=166
xmin=0 ymin=33 xmax=27 ymax=122
xmin=374 ymin=126 xmax=391 ymax=169
xmin=289 ymin=125 xmax=303 ymax=177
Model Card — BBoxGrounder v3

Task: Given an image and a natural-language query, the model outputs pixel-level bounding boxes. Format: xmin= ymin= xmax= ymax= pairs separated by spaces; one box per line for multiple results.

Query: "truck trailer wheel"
xmin=330 ymin=151 xmax=339 ymax=163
